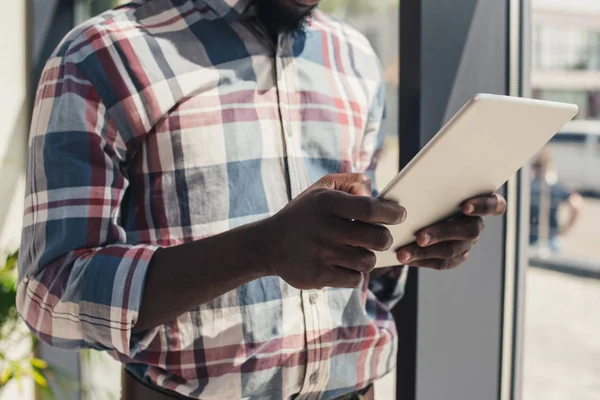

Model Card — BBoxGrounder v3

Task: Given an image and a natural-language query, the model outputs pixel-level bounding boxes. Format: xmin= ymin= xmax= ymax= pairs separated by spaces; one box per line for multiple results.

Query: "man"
xmin=17 ymin=0 xmax=506 ymax=399
xmin=529 ymin=147 xmax=583 ymax=253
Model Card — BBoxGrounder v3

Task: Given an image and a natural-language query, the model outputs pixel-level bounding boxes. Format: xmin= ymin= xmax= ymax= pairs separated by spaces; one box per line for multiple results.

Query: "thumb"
xmin=316 ymin=173 xmax=372 ymax=197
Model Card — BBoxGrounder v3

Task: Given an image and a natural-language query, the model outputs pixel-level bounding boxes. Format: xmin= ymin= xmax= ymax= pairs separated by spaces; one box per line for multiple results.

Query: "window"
xmin=533 ymin=89 xmax=600 ymax=120
xmin=320 ymin=0 xmax=400 ymax=191
xmin=533 ymin=25 xmax=600 ymax=71
xmin=75 ymin=0 xmax=122 ymax=23
xmin=525 ymin=10 xmax=600 ymax=400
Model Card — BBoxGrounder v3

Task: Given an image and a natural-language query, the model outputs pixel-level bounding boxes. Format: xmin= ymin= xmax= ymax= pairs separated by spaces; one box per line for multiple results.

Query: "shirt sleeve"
xmin=16 ymin=54 xmax=160 ymax=357
xmin=360 ymin=76 xmax=408 ymax=309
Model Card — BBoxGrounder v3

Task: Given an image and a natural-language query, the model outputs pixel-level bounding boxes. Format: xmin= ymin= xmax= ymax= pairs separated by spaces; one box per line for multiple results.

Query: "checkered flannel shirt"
xmin=17 ymin=0 xmax=407 ymax=398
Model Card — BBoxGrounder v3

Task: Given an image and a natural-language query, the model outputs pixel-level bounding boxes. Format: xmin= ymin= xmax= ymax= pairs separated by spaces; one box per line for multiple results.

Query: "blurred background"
xmin=0 ymin=0 xmax=598 ymax=399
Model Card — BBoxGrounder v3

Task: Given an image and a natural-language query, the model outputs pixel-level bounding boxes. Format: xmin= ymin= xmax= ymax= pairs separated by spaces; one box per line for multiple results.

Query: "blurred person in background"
xmin=16 ymin=0 xmax=506 ymax=399
xmin=530 ymin=147 xmax=584 ymax=253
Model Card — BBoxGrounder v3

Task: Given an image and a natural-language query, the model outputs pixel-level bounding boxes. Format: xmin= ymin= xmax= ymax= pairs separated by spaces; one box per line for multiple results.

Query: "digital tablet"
xmin=374 ymin=93 xmax=578 ymax=268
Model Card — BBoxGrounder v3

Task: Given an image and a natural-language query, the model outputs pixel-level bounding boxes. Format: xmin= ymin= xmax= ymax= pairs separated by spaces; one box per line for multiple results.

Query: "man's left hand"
xmin=395 ymin=194 xmax=507 ymax=270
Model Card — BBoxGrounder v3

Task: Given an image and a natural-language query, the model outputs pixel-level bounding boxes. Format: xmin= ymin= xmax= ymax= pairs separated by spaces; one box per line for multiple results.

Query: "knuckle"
xmin=315 ymin=174 xmax=334 ymax=189
xmin=438 ymin=259 xmax=450 ymax=271
xmin=313 ymin=189 xmax=334 ymax=210
xmin=362 ymin=197 xmax=378 ymax=220
xmin=427 ymin=233 xmax=441 ymax=246
xmin=358 ymin=173 xmax=372 ymax=186
xmin=413 ymin=247 xmax=425 ymax=260
xmin=320 ymin=174 xmax=335 ymax=183
xmin=443 ymin=245 xmax=458 ymax=258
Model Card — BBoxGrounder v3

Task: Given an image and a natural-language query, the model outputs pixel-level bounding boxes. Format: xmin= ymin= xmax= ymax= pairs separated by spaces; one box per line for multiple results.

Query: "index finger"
xmin=325 ymin=191 xmax=407 ymax=225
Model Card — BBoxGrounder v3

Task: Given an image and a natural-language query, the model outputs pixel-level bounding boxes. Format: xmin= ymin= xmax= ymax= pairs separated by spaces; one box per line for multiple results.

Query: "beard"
xmin=254 ymin=0 xmax=316 ymax=35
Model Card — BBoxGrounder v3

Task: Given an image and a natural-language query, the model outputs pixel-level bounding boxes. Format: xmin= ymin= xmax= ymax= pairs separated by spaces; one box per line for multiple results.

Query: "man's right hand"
xmin=263 ymin=173 xmax=406 ymax=290
xmin=135 ymin=174 xmax=405 ymax=333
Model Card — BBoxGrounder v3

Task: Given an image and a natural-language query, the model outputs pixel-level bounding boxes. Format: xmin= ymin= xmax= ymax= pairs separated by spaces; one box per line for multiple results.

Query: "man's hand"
xmin=136 ymin=173 xmax=404 ymax=333
xmin=395 ymin=194 xmax=507 ymax=270
xmin=265 ymin=173 xmax=406 ymax=290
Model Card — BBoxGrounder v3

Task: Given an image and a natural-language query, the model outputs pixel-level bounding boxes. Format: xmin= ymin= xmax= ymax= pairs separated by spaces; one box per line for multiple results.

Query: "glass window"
xmin=75 ymin=0 xmax=122 ymax=23
xmin=533 ymin=89 xmax=600 ymax=120
xmin=525 ymin=9 xmax=600 ymax=400
xmin=589 ymin=32 xmax=600 ymax=70
xmin=533 ymin=25 xmax=600 ymax=71
xmin=588 ymin=91 xmax=600 ymax=119
xmin=320 ymin=0 xmax=400 ymax=192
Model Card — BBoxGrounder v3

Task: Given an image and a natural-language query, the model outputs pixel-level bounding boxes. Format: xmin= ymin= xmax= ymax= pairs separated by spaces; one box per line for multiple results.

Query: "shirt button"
xmin=309 ymin=292 xmax=318 ymax=305
xmin=310 ymin=371 xmax=319 ymax=385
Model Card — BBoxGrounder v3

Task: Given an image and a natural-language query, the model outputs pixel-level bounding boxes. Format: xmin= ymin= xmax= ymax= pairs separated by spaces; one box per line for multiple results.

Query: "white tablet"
xmin=374 ymin=93 xmax=578 ymax=268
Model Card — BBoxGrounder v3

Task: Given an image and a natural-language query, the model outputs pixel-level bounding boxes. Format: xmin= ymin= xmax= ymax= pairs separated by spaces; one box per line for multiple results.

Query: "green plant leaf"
xmin=0 ymin=251 xmax=19 ymax=327
xmin=3 ymin=251 xmax=18 ymax=272
xmin=0 ymin=368 xmax=13 ymax=386
xmin=14 ymin=371 xmax=22 ymax=393
xmin=30 ymin=357 xmax=48 ymax=369
xmin=30 ymin=368 xmax=48 ymax=388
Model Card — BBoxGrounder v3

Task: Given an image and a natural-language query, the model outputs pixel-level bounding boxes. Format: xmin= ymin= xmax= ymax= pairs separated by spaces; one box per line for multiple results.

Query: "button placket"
xmin=277 ymin=33 xmax=322 ymax=397
xmin=277 ymin=36 xmax=292 ymax=138
xmin=275 ymin=35 xmax=304 ymax=199
xmin=285 ymin=121 xmax=294 ymax=137
xmin=308 ymin=290 xmax=324 ymax=391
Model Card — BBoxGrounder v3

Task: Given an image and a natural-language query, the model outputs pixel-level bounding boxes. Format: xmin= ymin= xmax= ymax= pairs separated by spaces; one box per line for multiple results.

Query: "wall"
xmin=0 ymin=1 xmax=33 ymax=400
xmin=0 ymin=2 xmax=28 ymax=253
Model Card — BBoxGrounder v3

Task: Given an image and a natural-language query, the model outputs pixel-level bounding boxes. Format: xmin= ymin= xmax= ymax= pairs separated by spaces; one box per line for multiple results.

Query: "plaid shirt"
xmin=17 ymin=0 xmax=407 ymax=398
